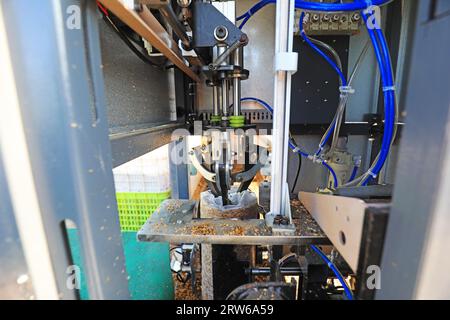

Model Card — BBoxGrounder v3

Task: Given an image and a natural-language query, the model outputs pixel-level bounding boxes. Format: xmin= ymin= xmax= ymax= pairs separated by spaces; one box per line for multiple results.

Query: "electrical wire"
xmin=300 ymin=13 xmax=347 ymax=87
xmin=290 ymin=135 xmax=302 ymax=194
xmin=310 ymin=245 xmax=354 ymax=300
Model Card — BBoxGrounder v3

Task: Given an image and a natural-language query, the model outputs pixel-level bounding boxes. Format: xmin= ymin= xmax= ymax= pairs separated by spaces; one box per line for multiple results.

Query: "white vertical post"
xmin=270 ymin=0 xmax=296 ymax=217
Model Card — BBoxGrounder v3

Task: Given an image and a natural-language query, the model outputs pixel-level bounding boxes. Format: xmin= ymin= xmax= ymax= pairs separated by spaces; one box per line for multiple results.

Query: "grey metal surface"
xmin=334 ymin=185 xmax=393 ymax=199
xmin=290 ymin=35 xmax=350 ymax=125
xmin=137 ymin=199 xmax=329 ymax=245
xmin=301 ymin=192 xmax=373 ymax=272
xmin=110 ymin=122 xmax=183 ymax=167
xmin=3 ymin=0 xmax=129 ymax=299
xmin=0 ymin=157 xmax=34 ymax=300
xmin=378 ymin=0 xmax=450 ymax=299
xmin=346 ymin=30 xmax=380 ymax=121
xmin=100 ymin=20 xmax=172 ymax=130
xmin=100 ymin=17 xmax=187 ymax=167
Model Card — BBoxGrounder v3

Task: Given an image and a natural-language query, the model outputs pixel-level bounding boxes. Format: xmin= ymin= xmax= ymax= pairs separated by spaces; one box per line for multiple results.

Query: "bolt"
xmin=214 ymin=26 xmax=228 ymax=42
xmin=240 ymin=33 xmax=249 ymax=45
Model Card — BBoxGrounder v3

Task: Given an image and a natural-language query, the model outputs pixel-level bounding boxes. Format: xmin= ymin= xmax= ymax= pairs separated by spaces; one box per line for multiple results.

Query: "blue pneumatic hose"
xmin=241 ymin=97 xmax=339 ymax=188
xmin=310 ymin=245 xmax=354 ymax=300
xmin=238 ymin=0 xmax=393 ymax=29
xmin=360 ymin=8 xmax=395 ymax=185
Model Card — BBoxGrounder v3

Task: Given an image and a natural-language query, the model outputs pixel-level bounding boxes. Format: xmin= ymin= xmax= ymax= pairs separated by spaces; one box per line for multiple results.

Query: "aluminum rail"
xmin=270 ymin=0 xmax=296 ymax=217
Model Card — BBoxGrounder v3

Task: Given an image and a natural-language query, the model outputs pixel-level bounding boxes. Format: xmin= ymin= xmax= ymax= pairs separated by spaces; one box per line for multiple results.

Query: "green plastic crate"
xmin=116 ymin=191 xmax=171 ymax=232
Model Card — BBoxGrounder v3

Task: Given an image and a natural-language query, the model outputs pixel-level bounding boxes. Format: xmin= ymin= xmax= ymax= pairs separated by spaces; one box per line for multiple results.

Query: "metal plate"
xmin=300 ymin=192 xmax=367 ymax=272
xmin=290 ymin=35 xmax=349 ymax=125
xmin=137 ymin=199 xmax=329 ymax=245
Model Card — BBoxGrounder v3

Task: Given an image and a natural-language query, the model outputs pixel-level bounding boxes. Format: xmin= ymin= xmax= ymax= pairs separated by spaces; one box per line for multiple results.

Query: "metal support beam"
xmin=1 ymin=0 xmax=130 ymax=299
xmin=378 ymin=0 xmax=450 ymax=300
xmin=0 ymin=4 xmax=58 ymax=299
xmin=110 ymin=123 xmax=184 ymax=167
xmin=99 ymin=0 xmax=200 ymax=82
xmin=270 ymin=0 xmax=296 ymax=217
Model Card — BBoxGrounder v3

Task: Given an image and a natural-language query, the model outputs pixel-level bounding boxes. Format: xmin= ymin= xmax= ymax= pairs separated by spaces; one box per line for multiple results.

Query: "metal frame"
xmin=1 ymin=0 xmax=129 ymax=299
xmin=110 ymin=123 xmax=184 ymax=167
xmin=300 ymin=192 xmax=369 ymax=273
xmin=378 ymin=0 xmax=450 ymax=300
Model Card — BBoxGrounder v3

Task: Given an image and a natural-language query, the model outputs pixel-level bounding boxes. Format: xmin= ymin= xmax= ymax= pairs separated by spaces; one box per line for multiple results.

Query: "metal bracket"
xmin=265 ymin=184 xmax=296 ymax=234
xmin=192 ymin=2 xmax=245 ymax=48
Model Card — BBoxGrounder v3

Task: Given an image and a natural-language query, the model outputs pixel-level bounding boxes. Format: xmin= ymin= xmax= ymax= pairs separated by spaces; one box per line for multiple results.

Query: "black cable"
xmin=291 ymin=154 xmax=302 ymax=194
xmin=290 ymin=136 xmax=302 ymax=194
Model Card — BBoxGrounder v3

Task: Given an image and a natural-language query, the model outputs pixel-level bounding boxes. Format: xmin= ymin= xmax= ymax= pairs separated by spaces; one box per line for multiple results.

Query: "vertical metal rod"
xmin=168 ymin=68 xmax=177 ymax=121
xmin=233 ymin=78 xmax=241 ymax=116
xmin=213 ymin=86 xmax=220 ymax=116
xmin=270 ymin=0 xmax=296 ymax=216
xmin=222 ymin=80 xmax=229 ymax=117
xmin=232 ymin=48 xmax=242 ymax=116
xmin=217 ymin=84 xmax=224 ymax=116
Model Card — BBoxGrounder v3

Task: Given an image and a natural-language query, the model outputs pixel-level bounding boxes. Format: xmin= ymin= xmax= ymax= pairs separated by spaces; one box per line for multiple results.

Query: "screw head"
xmin=214 ymin=26 xmax=229 ymax=42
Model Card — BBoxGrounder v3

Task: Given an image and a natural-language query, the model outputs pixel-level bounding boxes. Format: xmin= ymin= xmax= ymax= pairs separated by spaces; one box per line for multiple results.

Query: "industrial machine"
xmin=1 ymin=0 xmax=450 ymax=301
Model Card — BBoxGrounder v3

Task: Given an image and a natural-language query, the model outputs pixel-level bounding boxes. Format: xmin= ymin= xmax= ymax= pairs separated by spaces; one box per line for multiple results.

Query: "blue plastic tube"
xmin=299 ymin=12 xmax=347 ymax=86
xmin=241 ymin=97 xmax=339 ymax=188
xmin=295 ymin=0 xmax=392 ymax=12
xmin=349 ymin=165 xmax=359 ymax=182
xmin=310 ymin=245 xmax=354 ymax=300
xmin=298 ymin=12 xmax=347 ymax=156
xmin=238 ymin=0 xmax=393 ymax=29
xmin=359 ymin=9 xmax=395 ymax=185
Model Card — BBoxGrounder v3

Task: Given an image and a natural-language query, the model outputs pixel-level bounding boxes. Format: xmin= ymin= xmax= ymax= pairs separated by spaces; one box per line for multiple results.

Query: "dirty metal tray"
xmin=137 ymin=199 xmax=329 ymax=245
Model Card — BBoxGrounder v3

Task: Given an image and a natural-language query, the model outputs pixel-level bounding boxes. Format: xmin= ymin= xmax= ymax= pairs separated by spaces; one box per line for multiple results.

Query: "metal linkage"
xmin=99 ymin=0 xmax=200 ymax=81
